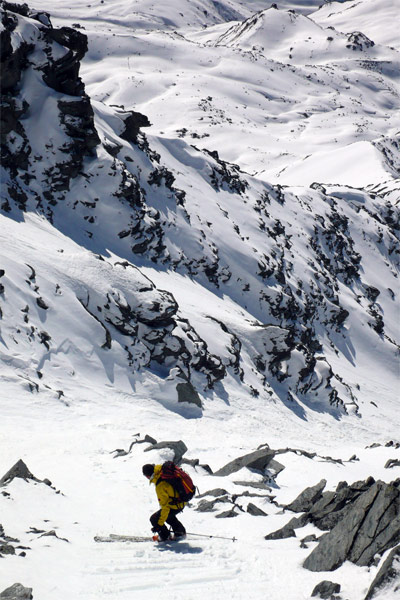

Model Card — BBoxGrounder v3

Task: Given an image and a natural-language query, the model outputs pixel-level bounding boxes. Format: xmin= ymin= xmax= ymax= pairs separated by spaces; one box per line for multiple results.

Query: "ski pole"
xmin=186 ymin=532 xmax=237 ymax=542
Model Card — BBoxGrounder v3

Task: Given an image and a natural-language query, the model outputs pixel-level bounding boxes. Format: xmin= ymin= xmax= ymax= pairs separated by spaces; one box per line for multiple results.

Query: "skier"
xmin=142 ymin=463 xmax=187 ymax=541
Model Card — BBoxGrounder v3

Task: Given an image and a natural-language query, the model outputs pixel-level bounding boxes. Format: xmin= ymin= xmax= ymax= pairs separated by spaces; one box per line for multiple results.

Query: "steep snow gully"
xmin=0 ymin=1 xmax=399 ymax=599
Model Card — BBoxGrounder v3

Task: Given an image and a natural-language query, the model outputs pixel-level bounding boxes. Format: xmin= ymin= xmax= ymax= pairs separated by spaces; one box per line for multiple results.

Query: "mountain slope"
xmin=0 ymin=1 xmax=399 ymax=600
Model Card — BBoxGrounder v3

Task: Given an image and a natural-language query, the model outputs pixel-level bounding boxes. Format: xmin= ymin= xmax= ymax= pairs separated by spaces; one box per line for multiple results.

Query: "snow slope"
xmin=0 ymin=1 xmax=399 ymax=599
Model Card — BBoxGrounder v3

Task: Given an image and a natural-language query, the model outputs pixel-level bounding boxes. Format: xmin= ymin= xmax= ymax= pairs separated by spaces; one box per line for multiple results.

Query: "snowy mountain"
xmin=0 ymin=1 xmax=399 ymax=599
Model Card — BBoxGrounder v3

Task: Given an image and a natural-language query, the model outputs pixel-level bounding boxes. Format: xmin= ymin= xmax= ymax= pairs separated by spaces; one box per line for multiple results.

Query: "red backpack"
xmin=159 ymin=461 xmax=196 ymax=503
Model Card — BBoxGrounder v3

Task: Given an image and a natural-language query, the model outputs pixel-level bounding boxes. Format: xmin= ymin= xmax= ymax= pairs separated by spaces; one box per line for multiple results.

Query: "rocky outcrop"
xmin=365 ymin=544 xmax=400 ymax=599
xmin=303 ymin=479 xmax=400 ymax=571
xmin=195 ymin=486 xmax=272 ymax=518
xmin=0 ymin=459 xmax=40 ymax=486
xmin=41 ymin=26 xmax=87 ymax=95
xmin=264 ymin=476 xmax=400 ymax=573
xmin=346 ymin=31 xmax=375 ymax=51
xmin=0 ymin=2 xmax=101 ymax=202
xmin=285 ymin=479 xmax=327 ymax=513
xmin=0 ymin=459 xmax=57 ymax=494
xmin=120 ymin=111 xmax=151 ymax=143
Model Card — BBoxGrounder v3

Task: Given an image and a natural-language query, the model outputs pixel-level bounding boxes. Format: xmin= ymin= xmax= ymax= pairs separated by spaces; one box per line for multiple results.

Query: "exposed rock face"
xmin=303 ymin=479 xmax=400 ymax=571
xmin=365 ymin=544 xmax=400 ymax=599
xmin=265 ymin=476 xmax=400 ymax=573
xmin=41 ymin=26 xmax=88 ymax=95
xmin=0 ymin=1 xmax=101 ymax=204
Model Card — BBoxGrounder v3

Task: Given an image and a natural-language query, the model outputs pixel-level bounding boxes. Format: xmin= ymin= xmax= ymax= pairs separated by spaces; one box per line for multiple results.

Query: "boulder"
xmin=247 ymin=503 xmax=267 ymax=516
xmin=214 ymin=448 xmax=276 ymax=477
xmin=265 ymin=524 xmax=296 ymax=540
xmin=311 ymin=580 xmax=341 ymax=599
xmin=265 ymin=513 xmax=310 ymax=540
xmin=0 ymin=583 xmax=33 ymax=599
xmin=176 ymin=382 xmax=202 ymax=408
xmin=215 ymin=508 xmax=239 ymax=518
xmin=0 ymin=544 xmax=15 ymax=555
xmin=144 ymin=440 xmax=188 ymax=464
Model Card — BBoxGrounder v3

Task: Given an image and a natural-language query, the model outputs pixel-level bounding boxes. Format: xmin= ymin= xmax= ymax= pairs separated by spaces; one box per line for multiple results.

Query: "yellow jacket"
xmin=150 ymin=464 xmax=186 ymax=526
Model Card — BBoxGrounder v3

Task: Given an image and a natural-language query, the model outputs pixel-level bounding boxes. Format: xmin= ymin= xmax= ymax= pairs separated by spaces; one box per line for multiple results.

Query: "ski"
xmin=94 ymin=534 xmax=155 ymax=543
xmin=94 ymin=533 xmax=186 ymax=543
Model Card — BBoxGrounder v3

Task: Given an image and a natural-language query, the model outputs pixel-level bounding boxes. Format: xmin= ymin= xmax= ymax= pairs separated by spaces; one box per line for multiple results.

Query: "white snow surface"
xmin=0 ymin=1 xmax=399 ymax=600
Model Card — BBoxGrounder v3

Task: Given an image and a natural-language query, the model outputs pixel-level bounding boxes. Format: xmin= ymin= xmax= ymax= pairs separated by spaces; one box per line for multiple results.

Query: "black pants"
xmin=150 ymin=508 xmax=186 ymax=541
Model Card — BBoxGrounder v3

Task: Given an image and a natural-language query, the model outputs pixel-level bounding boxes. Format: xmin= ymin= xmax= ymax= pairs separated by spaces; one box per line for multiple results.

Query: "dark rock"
xmin=265 ymin=512 xmax=310 ymax=541
xmin=286 ymin=479 xmax=327 ymax=513
xmin=247 ymin=502 xmax=267 ymax=516
xmin=233 ymin=481 xmax=272 ymax=491
xmin=346 ymin=31 xmax=375 ymax=51
xmin=0 ymin=543 xmax=15 ymax=555
xmin=176 ymin=381 xmax=202 ymax=408
xmin=215 ymin=507 xmax=239 ymax=518
xmin=120 ymin=110 xmax=151 ymax=143
xmin=42 ymin=27 xmax=88 ymax=95
xmin=385 ymin=459 xmax=400 ymax=469
xmin=0 ymin=459 xmax=39 ymax=486
xmin=311 ymin=580 xmax=341 ymax=598
xmin=300 ymin=534 xmax=318 ymax=548
xmin=197 ymin=488 xmax=228 ymax=498
xmin=214 ymin=448 xmax=276 ymax=477
xmin=0 ymin=583 xmax=33 ymax=599
xmin=36 ymin=297 xmax=48 ymax=310
xmin=0 ymin=97 xmax=31 ymax=173
xmin=58 ymin=96 xmax=100 ymax=154
xmin=303 ymin=478 xmax=375 ymax=531
xmin=0 ymin=13 xmax=34 ymax=93
xmin=144 ymin=440 xmax=187 ymax=464
xmin=265 ymin=525 xmax=296 ymax=540
xmin=196 ymin=499 xmax=220 ymax=512
xmin=304 ymin=480 xmax=400 ymax=572
xmin=365 ymin=544 xmax=400 ymax=599
xmin=287 ymin=513 xmax=311 ymax=529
